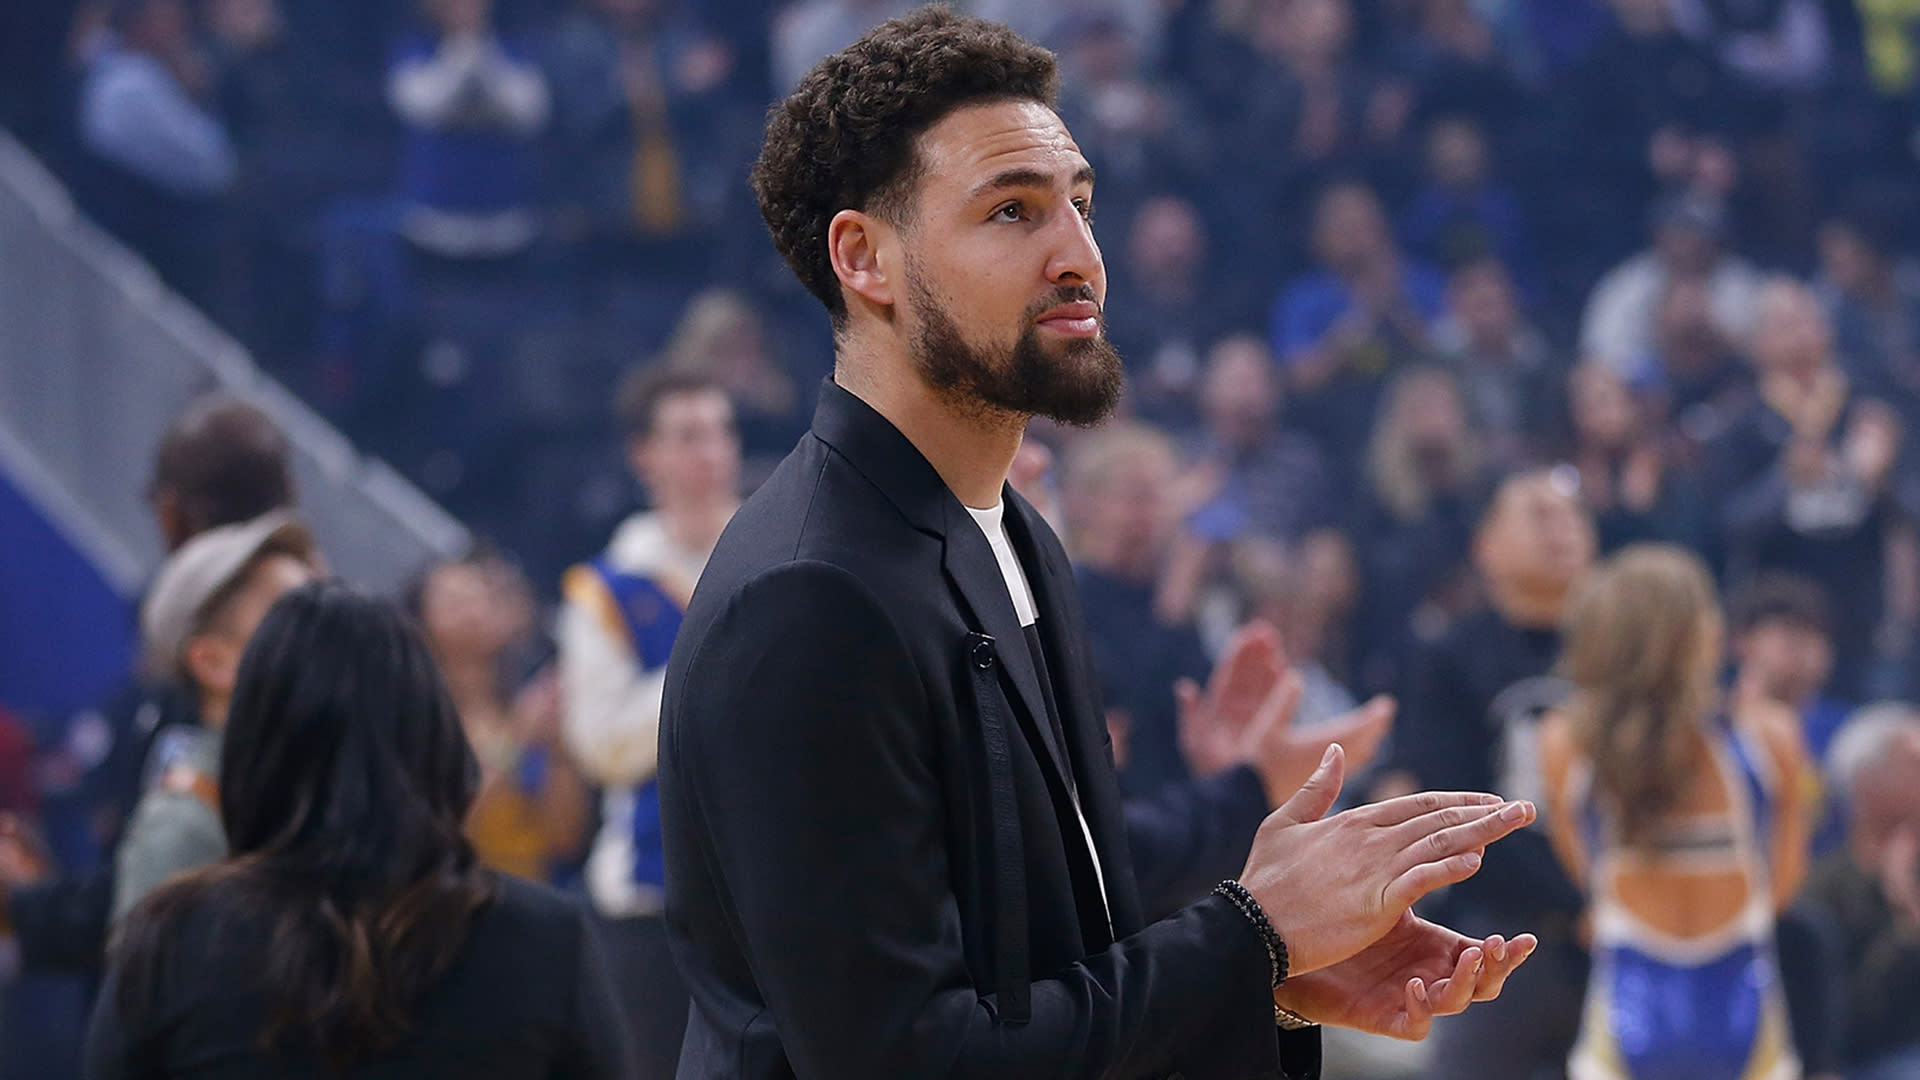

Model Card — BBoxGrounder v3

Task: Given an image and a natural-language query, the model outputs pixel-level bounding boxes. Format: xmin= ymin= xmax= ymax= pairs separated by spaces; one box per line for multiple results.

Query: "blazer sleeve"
xmin=1125 ymin=765 xmax=1269 ymax=920
xmin=667 ymin=561 xmax=1299 ymax=1080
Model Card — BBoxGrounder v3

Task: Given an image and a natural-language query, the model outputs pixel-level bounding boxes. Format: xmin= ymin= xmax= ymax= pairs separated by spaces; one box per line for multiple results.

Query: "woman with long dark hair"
xmin=85 ymin=581 xmax=633 ymax=1078
xmin=1540 ymin=546 xmax=1814 ymax=1080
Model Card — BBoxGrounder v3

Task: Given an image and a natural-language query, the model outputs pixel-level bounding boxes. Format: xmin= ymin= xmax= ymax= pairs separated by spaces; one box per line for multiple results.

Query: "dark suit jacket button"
xmin=972 ymin=641 xmax=996 ymax=670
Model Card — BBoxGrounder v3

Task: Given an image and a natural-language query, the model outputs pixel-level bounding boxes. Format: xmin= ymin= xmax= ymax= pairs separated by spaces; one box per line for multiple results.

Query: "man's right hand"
xmin=1238 ymin=745 xmax=1535 ymax=977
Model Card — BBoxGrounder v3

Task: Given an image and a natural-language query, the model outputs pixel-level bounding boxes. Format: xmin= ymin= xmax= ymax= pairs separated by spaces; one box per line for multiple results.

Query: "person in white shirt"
xmin=558 ymin=368 xmax=740 ymax=1077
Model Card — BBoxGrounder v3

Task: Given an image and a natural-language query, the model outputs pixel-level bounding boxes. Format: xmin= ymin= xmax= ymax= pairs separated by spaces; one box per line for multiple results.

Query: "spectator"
xmin=557 ymin=369 xmax=738 ymax=1078
xmin=1564 ymin=360 xmax=1712 ymax=553
xmin=1379 ymin=468 xmax=1597 ymax=1080
xmin=85 ymin=582 xmax=636 ymax=1078
xmin=1398 ymin=115 xmax=1532 ymax=285
xmin=1236 ymin=529 xmax=1365 ymax=728
xmin=1062 ymin=423 xmax=1211 ymax=798
xmin=542 ymin=0 xmax=757 ymax=252
xmin=1183 ymin=335 xmax=1335 ymax=552
xmin=1231 ymin=0 xmax=1416 ymax=222
xmin=1349 ymin=366 xmax=1487 ymax=694
xmin=1050 ymin=11 xmax=1213 ymax=226
xmin=970 ymin=0 xmax=1169 ymax=67
xmin=1815 ymin=205 xmax=1920 ymax=409
xmin=1731 ymin=573 xmax=1852 ymax=763
xmin=111 ymin=513 xmax=320 ymax=923
xmin=1272 ymin=178 xmax=1447 ymax=464
xmin=1389 ymin=0 xmax=1528 ymax=137
xmin=1633 ymin=271 xmax=1756 ymax=454
xmin=146 ymin=395 xmax=297 ymax=553
xmin=73 ymin=0 xmax=237 ymax=302
xmin=1708 ymin=277 xmax=1911 ymax=700
xmin=1558 ymin=0 xmax=1740 ymax=252
xmin=0 ymin=396 xmax=298 ymax=983
xmin=1103 ymin=196 xmax=1222 ymax=432
xmin=1801 ymin=704 xmax=1920 ymax=1079
xmin=770 ymin=0 xmax=915 ymax=93
xmin=1582 ymin=191 xmax=1762 ymax=374
xmin=1729 ymin=572 xmax=1852 ymax=856
xmin=1429 ymin=256 xmax=1558 ymax=470
xmin=654 ymin=289 xmax=805 ymax=478
xmin=1541 ymin=544 xmax=1815 ymax=1080
xmin=407 ymin=552 xmax=590 ymax=883
xmin=387 ymin=0 xmax=550 ymax=260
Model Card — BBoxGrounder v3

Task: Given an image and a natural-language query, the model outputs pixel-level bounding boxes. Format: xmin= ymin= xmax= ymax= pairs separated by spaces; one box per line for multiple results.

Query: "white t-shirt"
xmin=964 ymin=500 xmax=1111 ymax=929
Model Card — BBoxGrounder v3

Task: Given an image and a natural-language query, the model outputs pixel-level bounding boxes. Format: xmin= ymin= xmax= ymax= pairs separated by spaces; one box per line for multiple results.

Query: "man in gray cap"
xmin=112 ymin=511 xmax=318 ymax=921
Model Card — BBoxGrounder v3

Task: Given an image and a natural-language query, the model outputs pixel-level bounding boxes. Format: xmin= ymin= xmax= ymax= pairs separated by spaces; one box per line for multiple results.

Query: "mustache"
xmin=1024 ymin=284 xmax=1102 ymax=323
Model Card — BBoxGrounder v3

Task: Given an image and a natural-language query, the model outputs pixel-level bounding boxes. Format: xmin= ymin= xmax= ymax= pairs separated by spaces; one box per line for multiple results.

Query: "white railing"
xmin=0 ymin=130 xmax=467 ymax=595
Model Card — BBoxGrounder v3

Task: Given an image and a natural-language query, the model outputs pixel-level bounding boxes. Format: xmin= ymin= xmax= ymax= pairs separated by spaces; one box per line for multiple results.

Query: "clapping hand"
xmin=1276 ymin=911 xmax=1537 ymax=1039
xmin=1237 ymin=745 xmax=1536 ymax=979
xmin=1175 ymin=621 xmax=1394 ymax=804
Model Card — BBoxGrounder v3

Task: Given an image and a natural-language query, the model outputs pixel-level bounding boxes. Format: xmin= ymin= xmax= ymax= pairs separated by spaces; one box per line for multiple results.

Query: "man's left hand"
xmin=1272 ymin=910 xmax=1536 ymax=1040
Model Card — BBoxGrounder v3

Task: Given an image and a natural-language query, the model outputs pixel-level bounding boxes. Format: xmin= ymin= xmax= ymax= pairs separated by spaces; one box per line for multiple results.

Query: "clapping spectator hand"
xmin=1844 ymin=399 xmax=1903 ymax=495
xmin=1174 ymin=621 xmax=1395 ymax=804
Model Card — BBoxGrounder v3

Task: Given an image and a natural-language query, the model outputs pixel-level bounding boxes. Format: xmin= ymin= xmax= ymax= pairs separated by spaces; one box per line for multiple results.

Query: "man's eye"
xmin=993 ymin=202 xmax=1023 ymax=222
xmin=1074 ymin=199 xmax=1096 ymax=222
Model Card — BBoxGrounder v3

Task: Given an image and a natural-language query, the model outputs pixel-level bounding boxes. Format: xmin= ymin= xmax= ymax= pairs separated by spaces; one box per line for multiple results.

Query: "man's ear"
xmin=828 ymin=209 xmax=898 ymax=315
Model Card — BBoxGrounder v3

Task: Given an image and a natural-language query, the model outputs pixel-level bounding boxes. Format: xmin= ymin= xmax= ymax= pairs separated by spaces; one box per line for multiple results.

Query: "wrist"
xmin=1214 ymin=880 xmax=1290 ymax=990
xmin=1270 ymin=983 xmax=1319 ymax=1030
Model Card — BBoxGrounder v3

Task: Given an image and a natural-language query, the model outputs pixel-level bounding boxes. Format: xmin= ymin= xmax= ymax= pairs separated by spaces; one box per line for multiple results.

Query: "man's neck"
xmin=200 ymin=700 xmax=228 ymax=733
xmin=836 ymin=351 xmax=1024 ymax=510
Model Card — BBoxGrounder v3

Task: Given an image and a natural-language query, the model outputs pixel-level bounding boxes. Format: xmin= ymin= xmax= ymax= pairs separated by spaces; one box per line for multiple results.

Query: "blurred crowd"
xmin=6 ymin=0 xmax=1920 ymax=1076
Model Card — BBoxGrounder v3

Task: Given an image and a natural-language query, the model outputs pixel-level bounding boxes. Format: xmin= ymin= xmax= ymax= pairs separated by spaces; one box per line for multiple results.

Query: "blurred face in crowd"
xmin=631 ymin=389 xmax=742 ymax=513
xmin=1313 ymin=185 xmax=1393 ymax=276
xmin=1398 ymin=370 xmax=1471 ymax=464
xmin=852 ymin=101 xmax=1123 ymax=427
xmin=124 ymin=0 xmax=193 ymax=54
xmin=1475 ymin=473 xmax=1596 ymax=617
xmin=1069 ymin=439 xmax=1180 ymax=580
xmin=1654 ymin=275 xmax=1722 ymax=372
xmin=1200 ymin=336 xmax=1281 ymax=451
xmin=1427 ymin=118 xmax=1488 ymax=190
xmin=594 ymin=0 xmax=661 ymax=28
xmin=1850 ymin=726 xmax=1920 ymax=858
xmin=427 ymin=0 xmax=491 ymax=36
xmin=1654 ymin=223 xmax=1720 ymax=278
xmin=1062 ymin=20 xmax=1136 ymax=84
xmin=185 ymin=553 xmax=317 ymax=725
xmin=1570 ymin=363 xmax=1637 ymax=452
xmin=1818 ymin=222 xmax=1884 ymax=297
xmin=1611 ymin=0 xmax=1672 ymax=37
xmin=1255 ymin=0 xmax=1353 ymax=67
xmin=1449 ymin=259 xmax=1518 ymax=349
xmin=419 ymin=558 xmax=533 ymax=670
xmin=1736 ymin=617 xmax=1833 ymax=707
xmin=1128 ymin=197 xmax=1205 ymax=294
xmin=1750 ymin=281 xmax=1833 ymax=380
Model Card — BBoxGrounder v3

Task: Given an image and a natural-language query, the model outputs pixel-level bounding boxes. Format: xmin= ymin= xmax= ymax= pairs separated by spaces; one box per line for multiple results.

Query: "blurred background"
xmin=4 ymin=0 xmax=1920 ymax=1077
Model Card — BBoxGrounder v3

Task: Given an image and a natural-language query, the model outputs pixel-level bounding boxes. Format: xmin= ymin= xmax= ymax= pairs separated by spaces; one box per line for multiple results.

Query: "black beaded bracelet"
xmin=1213 ymin=880 xmax=1289 ymax=990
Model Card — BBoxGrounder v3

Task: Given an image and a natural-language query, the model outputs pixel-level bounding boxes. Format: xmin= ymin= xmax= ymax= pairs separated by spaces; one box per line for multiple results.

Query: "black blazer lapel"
xmin=1004 ymin=492 xmax=1147 ymax=939
xmin=941 ymin=499 xmax=1077 ymax=797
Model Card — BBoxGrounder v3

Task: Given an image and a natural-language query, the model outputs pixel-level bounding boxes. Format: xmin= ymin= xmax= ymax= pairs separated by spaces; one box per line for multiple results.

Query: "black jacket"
xmin=659 ymin=381 xmax=1318 ymax=1079
xmin=82 ymin=874 xmax=633 ymax=1079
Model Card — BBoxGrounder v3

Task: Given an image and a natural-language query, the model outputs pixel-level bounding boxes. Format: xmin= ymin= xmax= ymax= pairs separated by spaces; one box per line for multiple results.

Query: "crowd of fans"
xmin=5 ymin=0 xmax=1920 ymax=1076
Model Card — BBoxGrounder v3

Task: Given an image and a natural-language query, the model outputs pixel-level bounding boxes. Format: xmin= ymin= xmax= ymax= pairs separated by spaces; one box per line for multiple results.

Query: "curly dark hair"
xmin=751 ymin=7 xmax=1059 ymax=326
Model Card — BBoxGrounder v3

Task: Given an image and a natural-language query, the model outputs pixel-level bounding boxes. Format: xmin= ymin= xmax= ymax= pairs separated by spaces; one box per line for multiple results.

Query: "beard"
xmin=906 ymin=267 xmax=1125 ymax=429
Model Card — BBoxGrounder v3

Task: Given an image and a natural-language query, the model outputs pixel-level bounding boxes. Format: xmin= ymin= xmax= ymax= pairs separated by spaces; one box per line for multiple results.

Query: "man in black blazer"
xmin=658 ymin=10 xmax=1540 ymax=1078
